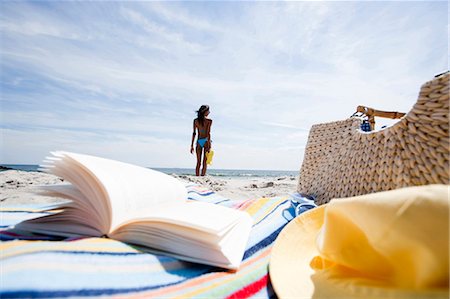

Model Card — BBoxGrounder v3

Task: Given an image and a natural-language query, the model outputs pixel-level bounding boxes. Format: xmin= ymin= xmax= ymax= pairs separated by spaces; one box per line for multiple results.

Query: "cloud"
xmin=145 ymin=2 xmax=223 ymax=33
xmin=119 ymin=7 xmax=208 ymax=53
xmin=261 ymin=121 xmax=309 ymax=130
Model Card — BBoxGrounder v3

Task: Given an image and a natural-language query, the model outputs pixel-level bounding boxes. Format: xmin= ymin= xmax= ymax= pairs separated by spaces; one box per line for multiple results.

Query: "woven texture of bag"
xmin=298 ymin=72 xmax=449 ymax=205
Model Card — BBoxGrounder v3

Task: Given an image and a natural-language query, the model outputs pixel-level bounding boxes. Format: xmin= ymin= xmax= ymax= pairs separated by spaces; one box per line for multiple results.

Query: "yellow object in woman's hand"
xmin=206 ymin=150 xmax=214 ymax=165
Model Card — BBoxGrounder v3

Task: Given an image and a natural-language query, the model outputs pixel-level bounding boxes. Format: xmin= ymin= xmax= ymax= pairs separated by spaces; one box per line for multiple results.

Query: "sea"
xmin=0 ymin=164 xmax=298 ymax=178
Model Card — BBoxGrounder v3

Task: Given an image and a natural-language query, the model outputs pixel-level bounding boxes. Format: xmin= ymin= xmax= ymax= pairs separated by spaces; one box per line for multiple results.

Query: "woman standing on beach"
xmin=190 ymin=105 xmax=212 ymax=176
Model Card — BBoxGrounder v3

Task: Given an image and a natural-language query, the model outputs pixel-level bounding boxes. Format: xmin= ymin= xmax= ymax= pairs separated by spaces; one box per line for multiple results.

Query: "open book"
xmin=17 ymin=152 xmax=253 ymax=270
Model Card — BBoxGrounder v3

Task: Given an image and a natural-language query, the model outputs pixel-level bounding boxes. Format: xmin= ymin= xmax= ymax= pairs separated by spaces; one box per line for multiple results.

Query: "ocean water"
xmin=0 ymin=164 xmax=298 ymax=178
xmin=155 ymin=168 xmax=298 ymax=178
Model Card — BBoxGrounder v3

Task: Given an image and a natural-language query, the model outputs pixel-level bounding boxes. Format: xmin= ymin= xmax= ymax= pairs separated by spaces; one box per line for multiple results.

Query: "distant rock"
xmin=261 ymin=182 xmax=274 ymax=188
xmin=0 ymin=166 xmax=14 ymax=171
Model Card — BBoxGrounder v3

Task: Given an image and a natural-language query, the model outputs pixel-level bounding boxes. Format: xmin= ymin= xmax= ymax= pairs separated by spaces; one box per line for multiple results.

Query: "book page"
xmin=42 ymin=153 xmax=112 ymax=231
xmin=110 ymin=201 xmax=253 ymax=269
xmin=16 ymin=205 xmax=104 ymax=238
xmin=59 ymin=152 xmax=187 ymax=233
xmin=110 ymin=201 xmax=248 ymax=235
xmin=16 ymin=220 xmax=103 ymax=238
xmin=39 ymin=184 xmax=108 ymax=233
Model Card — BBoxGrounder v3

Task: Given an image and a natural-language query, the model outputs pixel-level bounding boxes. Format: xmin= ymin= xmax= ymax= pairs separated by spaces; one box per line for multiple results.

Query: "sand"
xmin=0 ymin=170 xmax=298 ymax=205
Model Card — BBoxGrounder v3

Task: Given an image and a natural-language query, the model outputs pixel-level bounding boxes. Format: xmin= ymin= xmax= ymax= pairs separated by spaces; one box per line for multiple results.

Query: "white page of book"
xmin=110 ymin=202 xmax=253 ymax=269
xmin=43 ymin=155 xmax=110 ymax=228
xmin=111 ymin=201 xmax=251 ymax=236
xmin=33 ymin=185 xmax=108 ymax=234
xmin=62 ymin=152 xmax=187 ymax=232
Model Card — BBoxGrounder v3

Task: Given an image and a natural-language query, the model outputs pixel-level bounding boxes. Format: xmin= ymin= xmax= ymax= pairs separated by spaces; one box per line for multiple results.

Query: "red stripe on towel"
xmin=225 ymin=274 xmax=268 ymax=299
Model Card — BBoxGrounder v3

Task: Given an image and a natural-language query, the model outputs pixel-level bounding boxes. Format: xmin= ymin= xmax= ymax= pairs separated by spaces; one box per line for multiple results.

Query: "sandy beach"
xmin=0 ymin=170 xmax=298 ymax=205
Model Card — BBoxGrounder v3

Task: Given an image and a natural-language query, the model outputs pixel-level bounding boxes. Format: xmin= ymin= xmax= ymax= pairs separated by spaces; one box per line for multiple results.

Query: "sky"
xmin=0 ymin=1 xmax=448 ymax=170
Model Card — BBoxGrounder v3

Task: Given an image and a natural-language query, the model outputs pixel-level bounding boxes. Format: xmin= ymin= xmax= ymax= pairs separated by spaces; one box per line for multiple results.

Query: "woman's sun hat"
xmin=269 ymin=184 xmax=449 ymax=299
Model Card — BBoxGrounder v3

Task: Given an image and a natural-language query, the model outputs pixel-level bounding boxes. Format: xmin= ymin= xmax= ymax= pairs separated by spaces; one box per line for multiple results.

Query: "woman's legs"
xmin=195 ymin=144 xmax=208 ymax=176
xmin=195 ymin=144 xmax=202 ymax=176
xmin=201 ymin=149 xmax=208 ymax=176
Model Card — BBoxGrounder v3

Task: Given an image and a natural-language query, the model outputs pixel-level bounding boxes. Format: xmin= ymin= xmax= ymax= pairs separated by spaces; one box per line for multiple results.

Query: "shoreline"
xmin=0 ymin=170 xmax=299 ymax=205
xmin=0 ymin=165 xmax=298 ymax=178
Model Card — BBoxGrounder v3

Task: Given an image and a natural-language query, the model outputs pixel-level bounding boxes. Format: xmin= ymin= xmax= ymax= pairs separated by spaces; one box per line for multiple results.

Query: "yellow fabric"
xmin=313 ymin=186 xmax=449 ymax=289
xmin=270 ymin=184 xmax=450 ymax=299
xmin=206 ymin=150 xmax=214 ymax=165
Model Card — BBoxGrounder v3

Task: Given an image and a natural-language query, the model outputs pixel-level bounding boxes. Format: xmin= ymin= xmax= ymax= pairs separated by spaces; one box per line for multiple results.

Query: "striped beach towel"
xmin=1 ymin=184 xmax=315 ymax=298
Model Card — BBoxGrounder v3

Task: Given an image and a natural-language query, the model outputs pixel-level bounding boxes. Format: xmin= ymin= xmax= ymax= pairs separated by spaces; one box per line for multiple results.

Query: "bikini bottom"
xmin=197 ymin=138 xmax=208 ymax=148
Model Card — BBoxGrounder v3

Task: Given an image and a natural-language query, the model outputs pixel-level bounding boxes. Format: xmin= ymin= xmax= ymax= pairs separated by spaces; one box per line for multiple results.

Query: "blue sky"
xmin=0 ymin=1 xmax=448 ymax=170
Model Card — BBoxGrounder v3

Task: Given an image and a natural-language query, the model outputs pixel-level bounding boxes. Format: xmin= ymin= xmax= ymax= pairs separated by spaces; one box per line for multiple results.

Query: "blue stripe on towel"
xmin=187 ymin=190 xmax=216 ymax=196
xmin=243 ymin=224 xmax=286 ymax=260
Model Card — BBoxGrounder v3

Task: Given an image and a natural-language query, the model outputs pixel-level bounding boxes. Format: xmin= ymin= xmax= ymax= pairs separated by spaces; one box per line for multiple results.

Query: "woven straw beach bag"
xmin=298 ymin=72 xmax=449 ymax=205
